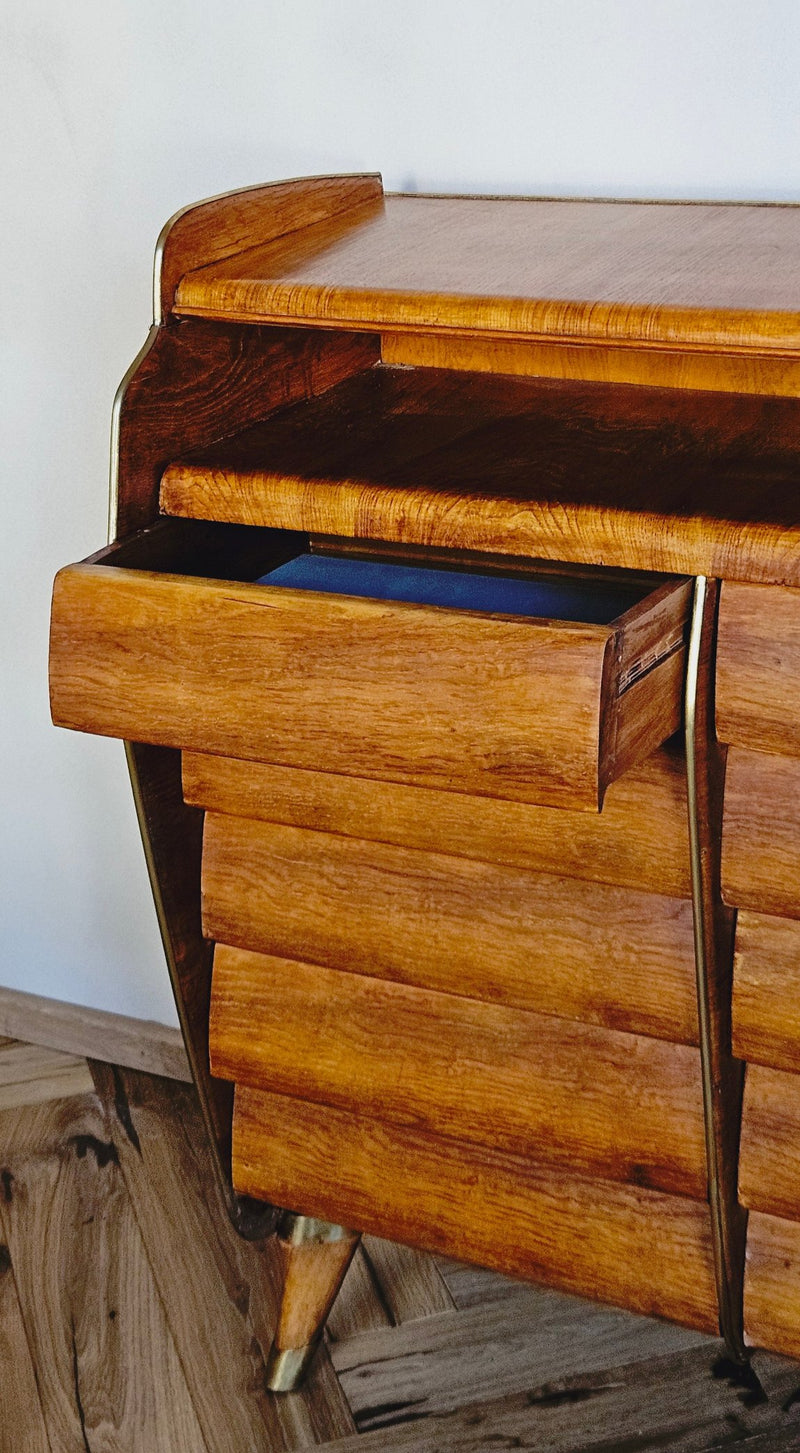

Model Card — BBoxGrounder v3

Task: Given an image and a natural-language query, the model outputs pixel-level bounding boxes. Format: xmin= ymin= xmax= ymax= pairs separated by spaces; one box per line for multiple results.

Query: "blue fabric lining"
xmin=256 ymin=553 xmax=643 ymax=625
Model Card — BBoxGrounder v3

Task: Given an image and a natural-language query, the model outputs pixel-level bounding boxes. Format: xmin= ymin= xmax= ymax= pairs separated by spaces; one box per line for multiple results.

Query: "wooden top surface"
xmin=161 ymin=366 xmax=800 ymax=585
xmin=175 ymin=194 xmax=800 ymax=352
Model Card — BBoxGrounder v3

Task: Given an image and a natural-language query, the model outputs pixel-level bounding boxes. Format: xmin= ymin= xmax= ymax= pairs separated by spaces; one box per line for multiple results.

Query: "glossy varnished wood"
xmin=382 ymin=328 xmax=800 ymax=398
xmin=746 ymin=1211 xmax=800 ymax=1359
xmin=722 ymin=748 xmax=800 ymax=918
xmin=160 ymin=365 xmax=800 ymax=585
xmin=114 ymin=320 xmax=377 ymax=537
xmin=183 ymin=742 xmax=692 ymax=899
xmin=732 ymin=911 xmax=800 ymax=1073
xmin=201 ymin=816 xmax=698 ymax=1043
xmin=210 ymin=945 xmax=707 ymax=1197
xmin=49 ymin=532 xmax=689 ymax=812
xmin=173 ymin=194 xmax=800 ymax=357
xmin=717 ymin=581 xmax=800 ymax=752
xmin=232 ymin=1088 xmax=719 ymax=1334
xmin=157 ymin=173 xmax=383 ymax=321
xmin=739 ymin=1063 xmax=800 ymax=1222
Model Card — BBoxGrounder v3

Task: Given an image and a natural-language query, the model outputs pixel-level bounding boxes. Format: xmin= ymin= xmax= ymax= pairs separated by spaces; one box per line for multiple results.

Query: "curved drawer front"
xmin=183 ymin=742 xmax=691 ymax=897
xmin=717 ymin=580 xmax=800 ymax=755
xmin=230 ymin=1087 xmax=718 ymax=1334
xmin=49 ymin=520 xmax=690 ymax=812
xmin=209 ymin=944 xmax=706 ymax=1197
xmin=200 ymin=814 xmax=698 ymax=1044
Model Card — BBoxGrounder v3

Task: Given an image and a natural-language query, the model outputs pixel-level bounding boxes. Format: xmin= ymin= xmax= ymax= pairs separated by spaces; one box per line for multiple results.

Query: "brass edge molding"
xmin=685 ymin=575 xmax=748 ymax=1366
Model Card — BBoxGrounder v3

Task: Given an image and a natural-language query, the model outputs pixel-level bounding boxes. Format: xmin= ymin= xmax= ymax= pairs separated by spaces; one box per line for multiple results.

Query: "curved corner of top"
xmin=151 ymin=172 xmax=384 ymax=327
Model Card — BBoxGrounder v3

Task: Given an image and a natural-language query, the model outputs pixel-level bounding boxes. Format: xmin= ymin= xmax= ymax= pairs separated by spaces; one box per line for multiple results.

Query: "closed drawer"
xmin=732 ymin=910 xmax=800 ymax=1073
xmin=209 ymin=944 xmax=706 ymax=1197
xmin=745 ymin=1211 xmax=800 ymax=1359
xmin=231 ymin=1087 xmax=718 ymax=1333
xmin=739 ymin=1062 xmax=800 ymax=1222
xmin=722 ymin=748 xmax=800 ymax=918
xmin=200 ymin=814 xmax=698 ymax=1044
xmin=717 ymin=581 xmax=800 ymax=755
xmin=183 ymin=740 xmax=691 ymax=897
xmin=49 ymin=518 xmax=691 ymax=812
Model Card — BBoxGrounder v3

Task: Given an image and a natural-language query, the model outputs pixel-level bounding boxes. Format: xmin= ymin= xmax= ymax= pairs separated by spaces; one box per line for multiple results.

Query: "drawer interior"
xmin=101 ymin=517 xmax=669 ymax=628
xmin=52 ymin=517 xmax=690 ymax=810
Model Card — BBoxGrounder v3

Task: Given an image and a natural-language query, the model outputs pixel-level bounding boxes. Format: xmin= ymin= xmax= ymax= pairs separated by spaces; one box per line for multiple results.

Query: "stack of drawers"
xmin=48 ymin=505 xmax=725 ymax=1330
xmin=718 ymin=584 xmax=800 ymax=1355
xmin=51 ymin=175 xmax=800 ymax=1364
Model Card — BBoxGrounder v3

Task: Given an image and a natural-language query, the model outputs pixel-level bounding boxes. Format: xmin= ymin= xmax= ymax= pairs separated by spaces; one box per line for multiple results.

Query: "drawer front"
xmin=732 ymin=910 xmax=800 ymax=1073
xmin=717 ymin=581 xmax=800 ymax=755
xmin=722 ymin=748 xmax=800 ymax=918
xmin=209 ymin=944 xmax=706 ymax=1197
xmin=739 ymin=1062 xmax=800 ymax=1222
xmin=200 ymin=815 xmax=698 ymax=1044
xmin=745 ymin=1212 xmax=800 ymax=1359
xmin=49 ymin=526 xmax=690 ymax=812
xmin=184 ymin=741 xmax=691 ymax=897
xmin=232 ymin=1087 xmax=718 ymax=1333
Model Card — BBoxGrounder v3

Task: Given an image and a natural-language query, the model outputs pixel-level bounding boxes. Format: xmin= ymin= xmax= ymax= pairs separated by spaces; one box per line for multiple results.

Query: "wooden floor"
xmin=3 ymin=1040 xmax=800 ymax=1452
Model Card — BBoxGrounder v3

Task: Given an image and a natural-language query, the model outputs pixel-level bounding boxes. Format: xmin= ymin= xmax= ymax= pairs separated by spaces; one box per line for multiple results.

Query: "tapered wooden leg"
xmin=266 ymin=1213 xmax=360 ymax=1392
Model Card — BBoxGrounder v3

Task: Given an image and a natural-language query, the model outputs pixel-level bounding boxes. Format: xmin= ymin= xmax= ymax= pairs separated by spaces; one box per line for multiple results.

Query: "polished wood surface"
xmin=722 ymin=748 xmax=800 ymax=918
xmin=382 ymin=328 xmax=800 ymax=399
xmin=717 ymin=581 xmax=800 ymax=752
xmin=745 ymin=1211 xmax=800 ymax=1359
xmin=158 ymin=173 xmax=383 ymax=321
xmin=210 ymin=945 xmax=706 ymax=1197
xmin=0 ymin=982 xmax=190 ymax=1081
xmin=49 ymin=546 xmax=687 ymax=812
xmin=739 ymin=1063 xmax=800 ymax=1221
xmin=200 ymin=816 xmax=698 ymax=1044
xmin=174 ymin=194 xmax=800 ymax=358
xmin=115 ymin=320 xmax=376 ymax=537
xmin=732 ymin=911 xmax=800 ymax=1074
xmin=183 ymin=742 xmax=692 ymax=898
xmin=161 ymin=364 xmax=800 ymax=586
xmin=232 ymin=1088 xmax=718 ymax=1334
xmin=270 ymin=1224 xmax=361 ymax=1360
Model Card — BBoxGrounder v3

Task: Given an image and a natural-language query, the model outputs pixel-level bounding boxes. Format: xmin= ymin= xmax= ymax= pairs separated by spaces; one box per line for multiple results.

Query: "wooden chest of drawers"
xmin=48 ymin=174 xmax=800 ymax=1385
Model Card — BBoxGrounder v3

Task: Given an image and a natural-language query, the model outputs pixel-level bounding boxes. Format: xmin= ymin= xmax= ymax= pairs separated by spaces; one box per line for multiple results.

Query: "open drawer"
xmin=49 ymin=518 xmax=691 ymax=811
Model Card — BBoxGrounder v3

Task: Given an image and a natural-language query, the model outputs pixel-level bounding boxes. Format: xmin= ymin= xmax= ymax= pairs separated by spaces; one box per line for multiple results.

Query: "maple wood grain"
xmin=722 ymin=748 xmax=800 ymax=918
xmin=717 ymin=580 xmax=800 ymax=752
xmin=49 ymin=539 xmax=688 ymax=812
xmin=160 ymin=363 xmax=800 ymax=585
xmin=732 ymin=910 xmax=800 ymax=1074
xmin=210 ymin=945 xmax=706 ymax=1198
xmin=182 ymin=742 xmax=691 ymax=898
xmin=200 ymin=816 xmax=698 ymax=1044
xmin=232 ymin=1088 xmax=719 ymax=1334
xmin=173 ymin=194 xmax=800 ymax=357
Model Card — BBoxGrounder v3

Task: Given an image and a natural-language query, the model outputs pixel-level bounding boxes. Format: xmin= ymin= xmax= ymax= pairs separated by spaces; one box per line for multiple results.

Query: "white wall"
xmin=3 ymin=0 xmax=800 ymax=1024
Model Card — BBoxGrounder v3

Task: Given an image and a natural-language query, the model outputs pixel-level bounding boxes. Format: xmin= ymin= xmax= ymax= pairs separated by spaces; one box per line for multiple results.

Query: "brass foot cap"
xmin=265 ymin=1342 xmax=317 ymax=1393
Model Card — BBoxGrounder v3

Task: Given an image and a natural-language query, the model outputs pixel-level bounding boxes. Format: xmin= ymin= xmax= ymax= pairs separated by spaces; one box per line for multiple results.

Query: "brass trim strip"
xmin=685 ymin=575 xmax=748 ymax=1365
